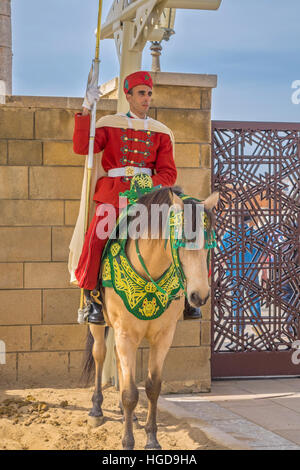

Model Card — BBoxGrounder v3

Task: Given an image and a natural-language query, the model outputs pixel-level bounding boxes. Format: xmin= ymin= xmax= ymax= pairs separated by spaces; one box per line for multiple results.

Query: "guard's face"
xmin=126 ymin=85 xmax=153 ymax=117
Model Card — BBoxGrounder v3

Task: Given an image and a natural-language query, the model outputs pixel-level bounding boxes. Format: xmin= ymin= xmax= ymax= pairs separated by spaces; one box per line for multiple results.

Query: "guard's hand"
xmin=82 ymin=107 xmax=90 ymax=116
xmin=82 ymin=66 xmax=102 ymax=110
xmin=82 ymin=85 xmax=102 ymax=110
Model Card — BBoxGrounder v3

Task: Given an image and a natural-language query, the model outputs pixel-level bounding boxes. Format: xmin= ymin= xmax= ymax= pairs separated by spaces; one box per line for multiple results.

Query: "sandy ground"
xmin=0 ymin=385 xmax=225 ymax=451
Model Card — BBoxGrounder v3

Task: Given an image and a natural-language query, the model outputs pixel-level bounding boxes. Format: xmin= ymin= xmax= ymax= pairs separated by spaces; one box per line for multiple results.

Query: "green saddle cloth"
xmin=101 ymin=174 xmax=181 ymax=321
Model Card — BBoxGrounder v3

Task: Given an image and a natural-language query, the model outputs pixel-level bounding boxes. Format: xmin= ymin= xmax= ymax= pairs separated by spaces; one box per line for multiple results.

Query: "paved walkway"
xmin=157 ymin=378 xmax=300 ymax=450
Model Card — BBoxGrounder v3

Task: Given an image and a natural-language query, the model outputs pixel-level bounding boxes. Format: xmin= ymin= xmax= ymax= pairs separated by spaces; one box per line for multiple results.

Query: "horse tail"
xmin=80 ymin=326 xmax=109 ymax=386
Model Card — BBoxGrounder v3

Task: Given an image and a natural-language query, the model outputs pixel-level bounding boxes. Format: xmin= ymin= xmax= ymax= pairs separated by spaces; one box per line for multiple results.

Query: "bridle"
xmin=135 ymin=193 xmax=217 ymax=301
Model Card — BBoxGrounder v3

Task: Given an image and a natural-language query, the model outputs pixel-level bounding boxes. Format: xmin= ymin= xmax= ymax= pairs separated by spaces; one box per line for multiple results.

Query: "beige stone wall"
xmin=0 ymin=73 xmax=215 ymax=391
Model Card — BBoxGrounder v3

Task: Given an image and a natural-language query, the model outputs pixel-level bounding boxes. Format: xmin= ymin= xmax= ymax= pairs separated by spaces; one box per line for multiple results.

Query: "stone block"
xmin=4 ymin=96 xmax=80 ymax=110
xmin=8 ymin=140 xmax=42 ymax=165
xmin=157 ymin=109 xmax=211 ymax=143
xmin=43 ymin=141 xmax=84 ymax=166
xmin=176 ymin=168 xmax=211 ymax=200
xmin=152 ymin=85 xmax=201 ymax=109
xmin=151 ymin=72 xmax=217 ymax=89
xmin=43 ymin=289 xmax=80 ymax=324
xmin=17 ymin=351 xmax=69 ymax=385
xmin=0 ymin=166 xmax=28 ymax=199
xmin=0 ymin=200 xmax=64 ymax=226
xmin=201 ymin=89 xmax=212 ymax=110
xmin=140 ymin=346 xmax=211 ymax=383
xmin=0 ymin=326 xmax=30 ymax=352
xmin=201 ymin=298 xmax=211 ymax=321
xmin=0 ymin=108 xmax=34 ymax=139
xmin=29 ymin=167 xmax=83 ymax=199
xmin=175 ymin=144 xmax=200 ymax=168
xmin=35 ymin=109 xmax=76 ymax=140
xmin=32 ymin=324 xmax=87 ymax=351
xmin=0 ymin=140 xmax=7 ymax=164
xmin=201 ymin=321 xmax=211 ymax=346
xmin=65 ymin=200 xmax=80 ymax=225
xmin=52 ymin=227 xmax=74 ymax=261
xmin=148 ymin=108 xmax=156 ymax=120
xmin=0 ymin=227 xmax=51 ymax=262
xmin=69 ymin=351 xmax=86 ymax=382
xmin=0 ymin=263 xmax=23 ymax=289
xmin=24 ymin=262 xmax=71 ymax=289
xmin=173 ymin=320 xmax=201 ymax=347
xmin=162 ymin=346 xmax=211 ymax=382
xmin=35 ymin=109 xmax=108 ymax=140
xmin=0 ymin=290 xmax=41 ymax=325
xmin=200 ymin=144 xmax=211 ymax=168
xmin=0 ymin=353 xmax=17 ymax=384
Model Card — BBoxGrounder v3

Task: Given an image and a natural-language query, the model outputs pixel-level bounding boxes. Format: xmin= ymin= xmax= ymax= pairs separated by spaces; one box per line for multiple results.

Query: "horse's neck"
xmin=126 ymin=238 xmax=171 ymax=281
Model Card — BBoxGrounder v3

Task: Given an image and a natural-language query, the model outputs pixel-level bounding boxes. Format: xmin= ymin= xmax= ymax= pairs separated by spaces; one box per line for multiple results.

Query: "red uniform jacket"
xmin=73 ymin=113 xmax=177 ymax=207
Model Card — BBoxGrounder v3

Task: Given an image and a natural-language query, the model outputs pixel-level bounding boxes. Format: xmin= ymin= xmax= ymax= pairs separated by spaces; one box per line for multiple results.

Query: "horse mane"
xmin=125 ymin=185 xmax=215 ymax=241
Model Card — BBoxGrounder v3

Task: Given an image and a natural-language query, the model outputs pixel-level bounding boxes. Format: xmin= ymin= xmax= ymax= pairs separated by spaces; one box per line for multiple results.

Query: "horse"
xmin=82 ymin=185 xmax=219 ymax=450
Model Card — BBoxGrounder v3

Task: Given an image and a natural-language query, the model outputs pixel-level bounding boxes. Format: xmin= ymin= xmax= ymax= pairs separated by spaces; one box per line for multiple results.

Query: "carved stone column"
xmin=150 ymin=41 xmax=162 ymax=72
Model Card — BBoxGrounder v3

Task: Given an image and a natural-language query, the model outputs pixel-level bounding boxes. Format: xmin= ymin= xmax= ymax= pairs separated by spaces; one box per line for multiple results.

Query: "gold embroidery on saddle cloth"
xmin=139 ymin=298 xmax=159 ymax=317
xmin=102 ymin=241 xmax=181 ymax=320
xmin=102 ymin=257 xmax=111 ymax=282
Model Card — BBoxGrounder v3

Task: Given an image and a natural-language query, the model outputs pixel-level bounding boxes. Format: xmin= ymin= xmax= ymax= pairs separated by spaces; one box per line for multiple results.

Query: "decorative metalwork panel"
xmin=211 ymin=122 xmax=300 ymax=370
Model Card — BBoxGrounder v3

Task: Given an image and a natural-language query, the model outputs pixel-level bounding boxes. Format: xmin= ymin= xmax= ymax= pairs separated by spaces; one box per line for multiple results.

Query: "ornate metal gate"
xmin=211 ymin=121 xmax=300 ymax=377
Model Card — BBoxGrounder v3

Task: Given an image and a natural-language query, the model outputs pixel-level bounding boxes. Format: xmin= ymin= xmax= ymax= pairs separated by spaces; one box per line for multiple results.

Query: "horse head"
xmin=124 ymin=183 xmax=219 ymax=309
xmin=170 ymin=190 xmax=219 ymax=308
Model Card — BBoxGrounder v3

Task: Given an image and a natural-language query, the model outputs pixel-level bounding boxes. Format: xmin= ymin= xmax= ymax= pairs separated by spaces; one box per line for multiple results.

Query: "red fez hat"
xmin=124 ymin=71 xmax=153 ymax=94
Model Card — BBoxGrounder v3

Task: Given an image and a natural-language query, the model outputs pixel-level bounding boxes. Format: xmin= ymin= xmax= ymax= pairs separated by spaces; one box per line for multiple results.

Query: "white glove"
xmin=82 ymin=66 xmax=102 ymax=110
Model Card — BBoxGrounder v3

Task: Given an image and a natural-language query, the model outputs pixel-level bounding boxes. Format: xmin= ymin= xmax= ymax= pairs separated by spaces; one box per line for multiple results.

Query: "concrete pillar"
xmin=0 ymin=0 xmax=12 ymax=96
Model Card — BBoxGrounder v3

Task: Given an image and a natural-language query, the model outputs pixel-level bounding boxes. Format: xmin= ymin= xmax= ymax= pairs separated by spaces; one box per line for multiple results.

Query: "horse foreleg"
xmin=115 ymin=336 xmax=138 ymax=450
xmin=88 ymin=324 xmax=106 ymax=426
xmin=145 ymin=328 xmax=177 ymax=450
xmin=115 ymin=345 xmax=125 ymax=415
xmin=145 ymin=369 xmax=162 ymax=450
xmin=115 ymin=345 xmax=140 ymax=428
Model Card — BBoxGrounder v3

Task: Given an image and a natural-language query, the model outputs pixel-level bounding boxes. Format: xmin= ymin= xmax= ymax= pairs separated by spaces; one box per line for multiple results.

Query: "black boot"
xmin=84 ymin=288 xmax=106 ymax=325
xmin=183 ymin=297 xmax=202 ymax=320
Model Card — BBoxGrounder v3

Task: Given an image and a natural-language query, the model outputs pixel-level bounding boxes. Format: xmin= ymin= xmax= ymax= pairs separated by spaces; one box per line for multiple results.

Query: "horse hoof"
xmin=145 ymin=442 xmax=162 ymax=450
xmin=88 ymin=415 xmax=104 ymax=428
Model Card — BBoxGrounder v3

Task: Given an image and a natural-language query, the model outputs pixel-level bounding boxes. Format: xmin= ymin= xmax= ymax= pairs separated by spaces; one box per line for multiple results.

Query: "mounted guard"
xmin=68 ymin=69 xmax=202 ymax=324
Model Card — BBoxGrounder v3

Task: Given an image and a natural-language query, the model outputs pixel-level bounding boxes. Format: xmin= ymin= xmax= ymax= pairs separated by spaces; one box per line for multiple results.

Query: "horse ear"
xmin=203 ymin=191 xmax=219 ymax=210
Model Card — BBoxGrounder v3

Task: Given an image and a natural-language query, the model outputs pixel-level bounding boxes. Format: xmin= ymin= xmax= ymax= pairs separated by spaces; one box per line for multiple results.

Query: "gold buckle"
xmin=125 ymin=166 xmax=135 ymax=177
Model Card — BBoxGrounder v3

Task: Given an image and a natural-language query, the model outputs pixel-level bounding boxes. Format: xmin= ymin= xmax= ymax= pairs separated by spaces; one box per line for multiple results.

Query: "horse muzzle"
xmin=189 ymin=290 xmax=210 ymax=307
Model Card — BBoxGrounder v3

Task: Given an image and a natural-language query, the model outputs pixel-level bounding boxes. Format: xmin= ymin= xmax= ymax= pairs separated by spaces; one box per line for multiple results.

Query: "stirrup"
xmin=90 ymin=289 xmax=102 ymax=305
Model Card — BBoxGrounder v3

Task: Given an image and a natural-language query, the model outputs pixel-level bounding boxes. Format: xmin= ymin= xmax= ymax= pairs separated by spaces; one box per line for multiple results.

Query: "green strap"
xmin=135 ymin=238 xmax=181 ymax=301
xmin=169 ymin=223 xmax=188 ymax=297
xmin=135 ymin=239 xmax=169 ymax=296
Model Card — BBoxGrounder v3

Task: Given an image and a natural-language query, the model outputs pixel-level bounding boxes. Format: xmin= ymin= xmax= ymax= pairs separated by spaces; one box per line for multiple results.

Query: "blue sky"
xmin=11 ymin=0 xmax=300 ymax=122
